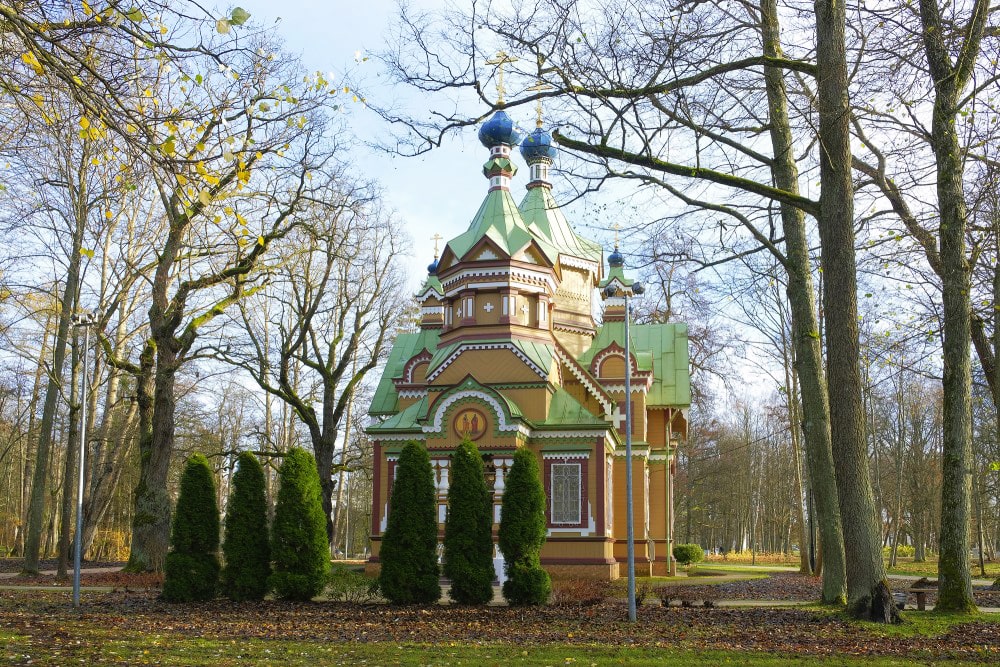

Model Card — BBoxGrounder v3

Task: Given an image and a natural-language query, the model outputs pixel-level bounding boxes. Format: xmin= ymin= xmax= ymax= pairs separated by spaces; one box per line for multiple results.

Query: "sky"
xmin=233 ymin=0 xmax=555 ymax=287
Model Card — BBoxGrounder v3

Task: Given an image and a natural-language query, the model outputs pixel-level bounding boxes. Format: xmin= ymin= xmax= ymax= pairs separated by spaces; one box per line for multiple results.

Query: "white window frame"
xmin=550 ymin=462 xmax=582 ymax=525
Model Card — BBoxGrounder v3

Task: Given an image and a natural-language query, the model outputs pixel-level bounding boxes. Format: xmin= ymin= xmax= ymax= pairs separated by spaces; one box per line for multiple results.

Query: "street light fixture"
xmin=604 ymin=280 xmax=643 ymax=622
xmin=70 ymin=310 xmax=98 ymax=608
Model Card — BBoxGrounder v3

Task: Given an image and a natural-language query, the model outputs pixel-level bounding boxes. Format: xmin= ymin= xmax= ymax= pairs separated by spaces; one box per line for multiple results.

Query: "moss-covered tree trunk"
xmin=126 ymin=342 xmax=177 ymax=573
xmin=761 ymin=0 xmax=846 ymax=604
xmin=815 ymin=0 xmax=896 ymax=622
xmin=917 ymin=0 xmax=988 ymax=614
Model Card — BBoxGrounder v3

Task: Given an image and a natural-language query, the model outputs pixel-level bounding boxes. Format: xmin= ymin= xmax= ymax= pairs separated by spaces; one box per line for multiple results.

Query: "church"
xmin=366 ymin=109 xmax=691 ymax=580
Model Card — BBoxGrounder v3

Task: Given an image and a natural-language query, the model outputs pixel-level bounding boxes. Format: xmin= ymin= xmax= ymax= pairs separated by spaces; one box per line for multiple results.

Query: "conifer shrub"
xmin=221 ymin=451 xmax=271 ymax=601
xmin=673 ymin=543 xmax=705 ymax=566
xmin=162 ymin=453 xmax=221 ymax=602
xmin=269 ymin=447 xmax=330 ymax=601
xmin=379 ymin=440 xmax=441 ymax=604
xmin=498 ymin=448 xmax=550 ymax=605
xmin=443 ymin=438 xmax=495 ymax=604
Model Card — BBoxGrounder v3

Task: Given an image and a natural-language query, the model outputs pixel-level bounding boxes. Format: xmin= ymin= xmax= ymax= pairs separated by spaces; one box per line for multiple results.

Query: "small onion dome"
xmin=607 ymin=248 xmax=624 ymax=267
xmin=520 ymin=127 xmax=558 ymax=162
xmin=427 ymin=258 xmax=439 ymax=274
xmin=478 ymin=110 xmax=524 ymax=148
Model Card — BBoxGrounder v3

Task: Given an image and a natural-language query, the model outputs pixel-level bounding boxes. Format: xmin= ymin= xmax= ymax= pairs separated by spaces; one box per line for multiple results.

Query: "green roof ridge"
xmin=518 ymin=187 xmax=602 ymax=264
xmin=447 ymin=189 xmax=559 ymax=262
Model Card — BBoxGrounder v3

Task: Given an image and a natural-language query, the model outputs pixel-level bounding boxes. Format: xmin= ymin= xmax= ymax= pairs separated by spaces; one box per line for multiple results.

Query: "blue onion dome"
xmin=520 ymin=126 xmax=558 ymax=162
xmin=478 ymin=110 xmax=524 ymax=148
xmin=608 ymin=248 xmax=624 ymax=267
xmin=427 ymin=258 xmax=439 ymax=274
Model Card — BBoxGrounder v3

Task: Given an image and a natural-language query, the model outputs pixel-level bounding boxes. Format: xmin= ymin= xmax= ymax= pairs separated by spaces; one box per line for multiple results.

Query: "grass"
xmin=2 ymin=630 xmax=993 ymax=666
xmin=856 ymin=611 xmax=999 ymax=639
xmin=885 ymin=558 xmax=999 ymax=579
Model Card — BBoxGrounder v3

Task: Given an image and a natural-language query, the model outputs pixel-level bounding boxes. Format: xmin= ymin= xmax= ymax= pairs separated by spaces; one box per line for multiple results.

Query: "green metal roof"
xmin=518 ymin=187 xmax=603 ymax=264
xmin=537 ymin=386 xmax=608 ymax=428
xmin=578 ymin=322 xmax=690 ymax=407
xmin=368 ymin=328 xmax=440 ymax=416
xmin=598 ymin=264 xmax=634 ymax=289
xmin=367 ymin=395 xmax=428 ymax=433
xmin=446 ymin=189 xmax=559 ymax=263
xmin=631 ymin=323 xmax=691 ymax=406
xmin=417 ymin=273 xmax=443 ymax=296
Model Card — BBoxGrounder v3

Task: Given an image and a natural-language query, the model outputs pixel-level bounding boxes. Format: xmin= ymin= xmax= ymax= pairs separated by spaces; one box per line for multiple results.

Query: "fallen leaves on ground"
xmin=0 ymin=586 xmax=997 ymax=663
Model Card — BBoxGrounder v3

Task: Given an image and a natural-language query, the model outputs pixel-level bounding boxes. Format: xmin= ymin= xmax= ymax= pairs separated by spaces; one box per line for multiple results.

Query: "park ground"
xmin=1 ymin=558 xmax=999 ymax=666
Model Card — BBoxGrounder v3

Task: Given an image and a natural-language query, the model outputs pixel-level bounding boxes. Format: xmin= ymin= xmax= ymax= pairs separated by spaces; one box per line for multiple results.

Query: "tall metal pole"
xmin=624 ymin=293 xmax=636 ymax=622
xmin=72 ymin=312 xmax=95 ymax=608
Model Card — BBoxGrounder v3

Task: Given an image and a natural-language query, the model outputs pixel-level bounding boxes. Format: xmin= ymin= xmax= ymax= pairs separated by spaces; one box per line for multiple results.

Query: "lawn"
xmin=2 ymin=630 xmax=995 ymax=666
xmin=886 ymin=558 xmax=1000 ymax=579
xmin=0 ymin=587 xmax=997 ymax=665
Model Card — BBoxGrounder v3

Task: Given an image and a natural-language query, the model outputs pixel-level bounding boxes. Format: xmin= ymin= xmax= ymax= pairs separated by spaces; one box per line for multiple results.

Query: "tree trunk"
xmin=56 ymin=330 xmax=82 ymax=579
xmin=814 ymin=0 xmax=896 ymax=621
xmin=22 ymin=216 xmax=86 ymax=574
xmin=761 ymin=0 xmax=845 ymax=602
xmin=123 ymin=342 xmax=167 ymax=572
xmin=917 ymin=0 xmax=984 ymax=613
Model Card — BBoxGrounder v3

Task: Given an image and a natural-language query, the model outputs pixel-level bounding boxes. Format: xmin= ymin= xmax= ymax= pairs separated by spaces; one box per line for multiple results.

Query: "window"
xmin=550 ymin=463 xmax=581 ymax=525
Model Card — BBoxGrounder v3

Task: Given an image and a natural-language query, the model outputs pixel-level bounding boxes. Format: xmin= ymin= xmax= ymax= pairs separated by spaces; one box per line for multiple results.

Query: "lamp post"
xmin=605 ymin=281 xmax=644 ymax=622
xmin=70 ymin=310 xmax=97 ymax=608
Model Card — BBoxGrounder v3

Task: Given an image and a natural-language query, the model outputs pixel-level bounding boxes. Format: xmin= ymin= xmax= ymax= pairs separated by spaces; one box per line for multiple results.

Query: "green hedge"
xmin=221 ymin=452 xmax=271 ymax=601
xmin=162 ymin=454 xmax=221 ymax=602
xmin=443 ymin=438 xmax=495 ymax=604
xmin=269 ymin=447 xmax=330 ymax=601
xmin=379 ymin=441 xmax=441 ymax=604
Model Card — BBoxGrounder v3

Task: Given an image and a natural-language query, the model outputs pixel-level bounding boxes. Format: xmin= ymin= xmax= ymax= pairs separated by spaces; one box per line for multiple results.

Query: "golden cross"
xmin=431 ymin=233 xmax=443 ymax=258
xmin=525 ymin=81 xmax=553 ymax=128
xmin=611 ymin=222 xmax=621 ymax=249
xmin=485 ymin=51 xmax=518 ymax=104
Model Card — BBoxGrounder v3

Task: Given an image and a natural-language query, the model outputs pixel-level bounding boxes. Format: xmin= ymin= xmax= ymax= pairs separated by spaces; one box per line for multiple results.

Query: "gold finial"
xmin=611 ymin=222 xmax=621 ymax=250
xmin=485 ymin=51 xmax=518 ymax=104
xmin=431 ymin=233 xmax=443 ymax=259
xmin=525 ymin=81 xmax=553 ymax=128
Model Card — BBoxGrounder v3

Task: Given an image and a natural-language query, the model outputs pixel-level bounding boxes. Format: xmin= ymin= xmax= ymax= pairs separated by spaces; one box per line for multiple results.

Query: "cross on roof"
xmin=485 ymin=51 xmax=518 ymax=104
xmin=431 ymin=233 xmax=443 ymax=259
xmin=611 ymin=222 xmax=621 ymax=249
xmin=525 ymin=81 xmax=553 ymax=128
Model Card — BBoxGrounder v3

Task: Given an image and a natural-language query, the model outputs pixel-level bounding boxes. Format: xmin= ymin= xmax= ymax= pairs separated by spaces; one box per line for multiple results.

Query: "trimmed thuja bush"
xmin=443 ymin=438 xmax=495 ymax=604
xmin=162 ymin=453 xmax=221 ymax=602
xmin=498 ymin=448 xmax=550 ymax=605
xmin=379 ymin=440 xmax=441 ymax=604
xmin=269 ymin=447 xmax=330 ymax=601
xmin=221 ymin=452 xmax=271 ymax=601
xmin=673 ymin=543 xmax=705 ymax=566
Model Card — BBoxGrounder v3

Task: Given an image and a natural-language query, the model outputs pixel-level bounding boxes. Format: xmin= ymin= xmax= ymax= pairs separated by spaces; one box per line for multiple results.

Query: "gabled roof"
xmin=426 ymin=338 xmax=556 ymax=383
xmin=578 ymin=321 xmax=691 ymax=407
xmin=368 ymin=328 xmax=440 ymax=416
xmin=445 ymin=189 xmax=559 ymax=264
xmin=518 ymin=187 xmax=602 ymax=265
